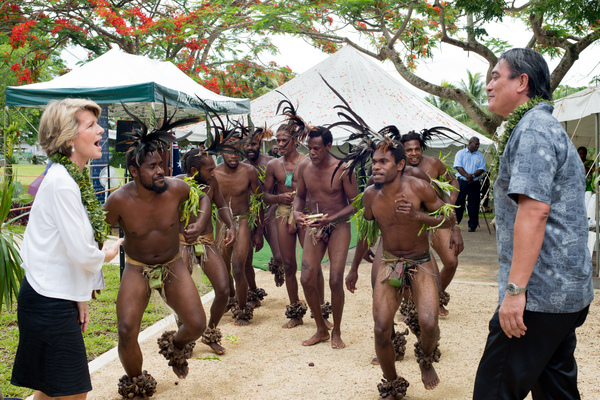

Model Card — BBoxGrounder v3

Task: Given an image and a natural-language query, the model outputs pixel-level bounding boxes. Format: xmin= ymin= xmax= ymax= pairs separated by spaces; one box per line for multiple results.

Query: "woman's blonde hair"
xmin=38 ymin=98 xmax=102 ymax=157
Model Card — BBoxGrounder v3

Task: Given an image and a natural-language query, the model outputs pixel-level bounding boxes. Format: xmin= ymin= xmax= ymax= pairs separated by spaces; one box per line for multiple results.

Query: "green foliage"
xmin=261 ymin=0 xmax=600 ymax=135
xmin=0 ymin=182 xmax=25 ymax=311
xmin=180 ymin=174 xmax=206 ymax=227
xmin=418 ymin=202 xmax=458 ymax=236
xmin=351 ymin=192 xmax=379 ymax=247
xmin=552 ymin=84 xmax=588 ymax=101
xmin=197 ymin=355 xmax=222 ymax=361
xmin=248 ymin=188 xmax=265 ymax=231
xmin=224 ymin=334 xmax=240 ymax=343
xmin=426 ymin=72 xmax=489 ymax=134
xmin=15 ymin=1 xmax=295 ymax=99
xmin=0 ymin=263 xmax=171 ymax=398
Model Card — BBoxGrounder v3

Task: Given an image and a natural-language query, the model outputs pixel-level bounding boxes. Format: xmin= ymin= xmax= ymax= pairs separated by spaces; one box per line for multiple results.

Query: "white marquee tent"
xmin=178 ymin=45 xmax=492 ymax=150
xmin=553 ymin=86 xmax=600 ymax=149
xmin=553 ymin=86 xmax=600 ymax=275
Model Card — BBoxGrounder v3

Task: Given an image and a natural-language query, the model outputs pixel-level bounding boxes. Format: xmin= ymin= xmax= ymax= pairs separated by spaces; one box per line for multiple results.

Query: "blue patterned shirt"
xmin=495 ymin=102 xmax=594 ymax=313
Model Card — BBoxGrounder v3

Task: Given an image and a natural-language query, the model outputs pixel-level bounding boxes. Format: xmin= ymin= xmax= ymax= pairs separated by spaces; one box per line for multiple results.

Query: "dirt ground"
xmin=86 ymin=222 xmax=600 ymax=400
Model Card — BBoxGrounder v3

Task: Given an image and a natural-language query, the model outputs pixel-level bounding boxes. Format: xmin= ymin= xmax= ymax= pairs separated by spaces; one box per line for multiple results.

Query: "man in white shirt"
xmin=453 ymin=137 xmax=486 ymax=232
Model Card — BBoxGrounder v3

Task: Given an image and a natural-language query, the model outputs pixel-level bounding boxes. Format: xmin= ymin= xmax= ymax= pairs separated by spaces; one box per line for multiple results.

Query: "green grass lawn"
xmin=0 ymin=216 xmax=358 ymax=398
xmin=252 ymin=218 xmax=358 ymax=270
xmin=0 ymin=263 xmax=175 ymax=399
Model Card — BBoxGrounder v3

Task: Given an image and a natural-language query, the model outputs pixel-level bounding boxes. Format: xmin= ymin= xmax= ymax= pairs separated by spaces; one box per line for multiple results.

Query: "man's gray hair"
xmin=499 ymin=48 xmax=552 ymax=101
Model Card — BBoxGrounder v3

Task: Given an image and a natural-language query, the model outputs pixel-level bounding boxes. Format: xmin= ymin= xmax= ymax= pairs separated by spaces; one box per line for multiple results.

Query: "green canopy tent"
xmin=5 ymin=48 xmax=250 ymax=118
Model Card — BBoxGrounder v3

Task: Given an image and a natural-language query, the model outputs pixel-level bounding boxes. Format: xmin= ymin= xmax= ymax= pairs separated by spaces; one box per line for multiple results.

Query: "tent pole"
xmin=595 ymin=112 xmax=599 ymax=278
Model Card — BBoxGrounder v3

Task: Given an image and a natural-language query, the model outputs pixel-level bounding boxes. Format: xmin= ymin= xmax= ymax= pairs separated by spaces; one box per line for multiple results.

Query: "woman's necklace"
xmin=49 ymin=153 xmax=109 ymax=243
xmin=491 ymin=96 xmax=546 ymax=178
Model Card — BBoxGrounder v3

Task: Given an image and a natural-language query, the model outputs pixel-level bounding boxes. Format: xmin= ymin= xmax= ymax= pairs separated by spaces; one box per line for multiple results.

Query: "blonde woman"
xmin=11 ymin=99 xmax=122 ymax=400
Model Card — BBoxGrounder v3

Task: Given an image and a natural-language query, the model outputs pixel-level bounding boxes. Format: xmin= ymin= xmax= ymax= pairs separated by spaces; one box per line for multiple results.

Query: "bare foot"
xmin=249 ymin=299 xmax=261 ymax=308
xmin=439 ymin=305 xmax=449 ymax=317
xmin=325 ymin=318 xmax=334 ymax=329
xmin=172 ymin=363 xmax=189 ymax=379
xmin=235 ymin=318 xmax=250 ymax=326
xmin=202 ymin=339 xmax=226 ymax=355
xmin=420 ymin=364 xmax=440 ymax=390
xmin=274 ymin=274 xmax=285 ymax=287
xmin=282 ymin=318 xmax=303 ymax=329
xmin=371 ymin=353 xmax=402 ymax=365
xmin=331 ymin=331 xmax=346 ymax=349
xmin=301 ymin=330 xmax=330 ymax=346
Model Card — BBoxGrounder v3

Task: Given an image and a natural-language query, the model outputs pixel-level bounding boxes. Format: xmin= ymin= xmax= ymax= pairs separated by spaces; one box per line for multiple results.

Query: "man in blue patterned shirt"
xmin=473 ymin=48 xmax=594 ymax=399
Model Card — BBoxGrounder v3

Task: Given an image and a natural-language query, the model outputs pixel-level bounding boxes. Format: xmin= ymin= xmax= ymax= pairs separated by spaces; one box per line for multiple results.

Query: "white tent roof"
xmin=6 ymin=48 xmax=250 ymax=118
xmin=553 ymin=86 xmax=600 ymax=148
xmin=178 ymin=45 xmax=492 ymax=148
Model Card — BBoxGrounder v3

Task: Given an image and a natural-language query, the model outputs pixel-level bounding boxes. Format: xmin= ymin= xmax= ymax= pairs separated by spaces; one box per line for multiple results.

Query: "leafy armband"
xmin=180 ymin=175 xmax=206 ymax=227
xmin=248 ymin=188 xmax=266 ymax=231
xmin=418 ymin=202 xmax=458 ymax=236
xmin=351 ymin=192 xmax=380 ymax=247
xmin=430 ymin=177 xmax=459 ymax=197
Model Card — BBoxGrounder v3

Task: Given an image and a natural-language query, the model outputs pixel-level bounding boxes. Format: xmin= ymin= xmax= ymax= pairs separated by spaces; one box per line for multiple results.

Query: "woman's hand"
xmin=77 ymin=301 xmax=90 ymax=333
xmin=103 ymin=238 xmax=124 ymax=263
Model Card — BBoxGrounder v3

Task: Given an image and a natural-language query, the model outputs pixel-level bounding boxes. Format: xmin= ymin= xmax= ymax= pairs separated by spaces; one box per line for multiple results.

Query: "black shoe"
xmin=468 ymin=227 xmax=476 ymax=232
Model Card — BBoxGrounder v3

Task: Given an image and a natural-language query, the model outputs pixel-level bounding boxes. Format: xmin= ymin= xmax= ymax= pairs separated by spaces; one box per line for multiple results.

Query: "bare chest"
xmin=119 ymin=197 xmax=179 ymax=238
xmin=215 ymin=172 xmax=250 ymax=200
xmin=273 ymin=163 xmax=300 ymax=191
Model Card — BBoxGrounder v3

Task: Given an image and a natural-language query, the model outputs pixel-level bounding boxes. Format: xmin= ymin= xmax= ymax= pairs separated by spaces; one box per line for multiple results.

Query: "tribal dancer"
xmin=400 ymin=130 xmax=464 ymax=316
xmin=214 ymin=130 xmax=264 ymax=326
xmin=243 ymin=126 xmax=284 ymax=296
xmin=104 ymin=100 xmax=210 ymax=399
xmin=323 ymin=79 xmax=455 ymax=398
xmin=294 ymin=126 xmax=358 ymax=349
xmin=178 ymin=144 xmax=237 ymax=354
xmin=262 ymin=94 xmax=317 ymax=329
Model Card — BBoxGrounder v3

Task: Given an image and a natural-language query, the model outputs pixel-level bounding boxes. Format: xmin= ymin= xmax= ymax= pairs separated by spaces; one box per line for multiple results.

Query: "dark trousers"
xmin=473 ymin=305 xmax=589 ymax=400
xmin=456 ymin=179 xmax=480 ymax=230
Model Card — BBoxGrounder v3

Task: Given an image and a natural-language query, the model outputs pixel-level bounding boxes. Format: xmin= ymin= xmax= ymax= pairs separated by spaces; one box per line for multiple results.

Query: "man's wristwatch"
xmin=506 ymin=282 xmax=526 ymax=295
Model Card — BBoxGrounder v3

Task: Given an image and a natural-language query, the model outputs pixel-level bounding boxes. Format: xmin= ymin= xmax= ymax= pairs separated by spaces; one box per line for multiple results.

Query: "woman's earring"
xmin=71 ymin=145 xmax=75 ymax=152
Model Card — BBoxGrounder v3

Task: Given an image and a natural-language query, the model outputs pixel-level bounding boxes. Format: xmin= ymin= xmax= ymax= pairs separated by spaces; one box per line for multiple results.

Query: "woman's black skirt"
xmin=11 ymin=277 xmax=92 ymax=397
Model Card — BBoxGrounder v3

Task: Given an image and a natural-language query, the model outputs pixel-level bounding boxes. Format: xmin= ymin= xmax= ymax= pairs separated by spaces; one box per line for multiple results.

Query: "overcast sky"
xmin=63 ymin=17 xmax=600 ymax=100
xmin=269 ymin=18 xmax=600 ymax=99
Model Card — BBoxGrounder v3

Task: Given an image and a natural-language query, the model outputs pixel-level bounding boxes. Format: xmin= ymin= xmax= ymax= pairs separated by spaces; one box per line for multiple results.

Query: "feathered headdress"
xmin=400 ymin=126 xmax=463 ymax=151
xmin=320 ymin=75 xmax=401 ymax=184
xmin=120 ymin=95 xmax=200 ymax=167
xmin=251 ymin=123 xmax=274 ymax=143
xmin=195 ymin=95 xmax=249 ymax=157
xmin=275 ymin=91 xmax=309 ymax=145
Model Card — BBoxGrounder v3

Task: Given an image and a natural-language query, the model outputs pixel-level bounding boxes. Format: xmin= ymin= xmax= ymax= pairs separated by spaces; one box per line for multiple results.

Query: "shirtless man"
xmin=400 ymin=131 xmax=464 ymax=316
xmin=263 ymin=123 xmax=313 ymax=328
xmin=105 ymin=150 xmax=210 ymax=398
xmin=346 ymin=165 xmax=433 ymax=295
xmin=364 ymin=142 xmax=455 ymax=398
xmin=243 ymin=129 xmax=285 ymax=291
xmin=178 ymin=148 xmax=236 ymax=354
xmin=294 ymin=127 xmax=358 ymax=349
xmin=347 ymin=165 xmax=434 ymax=365
xmin=215 ymin=150 xmax=263 ymax=326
